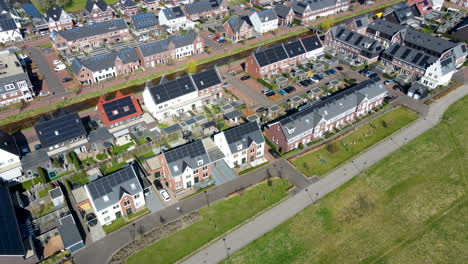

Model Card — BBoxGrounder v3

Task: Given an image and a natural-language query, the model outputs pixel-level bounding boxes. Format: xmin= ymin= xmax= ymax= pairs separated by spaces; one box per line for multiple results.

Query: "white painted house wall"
xmin=249 ymin=13 xmax=278 ymax=34
xmin=143 ymin=86 xmax=200 ymax=120
xmin=0 ymin=148 xmax=22 ymax=181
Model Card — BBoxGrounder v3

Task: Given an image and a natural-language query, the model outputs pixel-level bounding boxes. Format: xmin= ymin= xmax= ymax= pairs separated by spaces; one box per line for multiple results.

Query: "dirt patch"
xmin=337 ymin=193 xmax=375 ymax=223
xmin=43 ymin=235 xmax=64 ymax=258
xmin=109 ymin=212 xmax=202 ymax=264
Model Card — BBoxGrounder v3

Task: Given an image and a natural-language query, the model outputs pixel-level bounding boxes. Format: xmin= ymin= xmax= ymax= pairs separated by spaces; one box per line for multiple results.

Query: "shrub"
xmin=326 ymin=143 xmax=339 ymax=154
xmin=298 ymin=143 xmax=304 ymax=150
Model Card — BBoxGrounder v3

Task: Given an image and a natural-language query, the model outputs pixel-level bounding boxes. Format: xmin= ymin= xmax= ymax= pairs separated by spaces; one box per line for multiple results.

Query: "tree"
xmin=53 ymin=157 xmax=61 ymax=168
xmin=69 ymin=151 xmax=81 ymax=170
xmin=37 ymin=167 xmax=48 ymax=183
xmin=320 ymin=18 xmax=335 ymax=31
xmin=186 ymin=60 xmax=197 ymax=74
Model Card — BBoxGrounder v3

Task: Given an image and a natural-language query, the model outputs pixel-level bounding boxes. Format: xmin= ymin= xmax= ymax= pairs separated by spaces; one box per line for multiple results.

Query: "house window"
xmin=104 ymin=216 xmax=111 ymax=222
xmin=134 ymin=194 xmax=140 ymax=199
xmin=250 ymin=148 xmax=255 ymax=153
xmin=113 ymin=205 xmax=119 ymax=210
xmin=237 ymin=144 xmax=242 ymax=151
xmin=202 ymin=165 xmax=207 ymax=171
xmin=197 ymin=159 xmax=203 ymax=166
xmin=203 ymin=172 xmax=208 ymax=178
xmin=4 ymin=84 xmax=15 ymax=90
xmin=193 ymin=169 xmax=199 ymax=174
xmin=102 ymin=210 xmax=108 ymax=215
xmin=186 ymin=175 xmax=191 ymax=179
xmin=124 ymin=200 xmax=131 ymax=207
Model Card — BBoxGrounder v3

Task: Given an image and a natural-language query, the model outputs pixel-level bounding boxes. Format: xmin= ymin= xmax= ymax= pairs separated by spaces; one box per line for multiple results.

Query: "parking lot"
xmin=40 ymin=48 xmax=78 ymax=91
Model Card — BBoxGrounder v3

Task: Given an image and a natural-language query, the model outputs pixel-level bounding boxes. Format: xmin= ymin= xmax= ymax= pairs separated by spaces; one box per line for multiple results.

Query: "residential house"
xmin=420 ymin=55 xmax=456 ymax=89
xmin=70 ymin=47 xmax=140 ymax=85
xmin=291 ymin=0 xmax=350 ymax=23
xmin=141 ymin=0 xmax=159 ymax=11
xmin=117 ymin=0 xmax=139 ymax=17
xmin=0 ymin=185 xmax=39 ymax=264
xmin=383 ymin=2 xmax=421 ymax=24
xmin=97 ymin=92 xmax=144 ymax=132
xmin=245 ymin=34 xmax=323 ymax=78
xmin=448 ymin=0 xmax=468 ymax=8
xmin=184 ymin=0 xmax=228 ymax=21
xmin=57 ymin=214 xmax=85 ymax=253
xmin=44 ymin=5 xmax=73 ymax=31
xmin=265 ymin=79 xmax=387 ymax=153
xmin=0 ymin=130 xmax=21 ymax=182
xmin=213 ymin=122 xmax=265 ymax=168
xmin=0 ymin=3 xmax=22 ymax=43
xmin=0 ymin=49 xmax=34 ymax=107
xmin=430 ymin=0 xmax=444 ymax=10
xmin=251 ymin=0 xmax=272 ymax=6
xmin=51 ymin=19 xmax=130 ymax=54
xmin=249 ymin=9 xmax=278 ymax=34
xmin=408 ymin=0 xmax=433 ymax=15
xmin=143 ymin=67 xmax=223 ymax=120
xmin=223 ymin=16 xmax=254 ymax=42
xmin=157 ymin=140 xmax=212 ymax=191
xmin=325 ymin=25 xmax=384 ymax=64
xmin=158 ymin=6 xmax=195 ymax=33
xmin=84 ymin=0 xmax=114 ymax=24
xmin=34 ymin=111 xmax=88 ymax=156
xmin=274 ymin=4 xmax=295 ymax=26
xmin=136 ymin=31 xmax=204 ymax=68
xmin=20 ymin=149 xmax=51 ymax=182
xmin=130 ymin=12 xmax=160 ymax=42
xmin=84 ymin=162 xmax=146 ymax=225
xmin=344 ymin=15 xmax=370 ymax=34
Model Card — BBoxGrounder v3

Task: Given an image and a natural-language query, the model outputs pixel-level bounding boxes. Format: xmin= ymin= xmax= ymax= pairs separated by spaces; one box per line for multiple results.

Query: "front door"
xmin=186 ymin=181 xmax=192 ymax=188
xmin=242 ymin=158 xmax=246 ymax=164
xmin=126 ymin=208 xmax=133 ymax=216
xmin=194 ymin=176 xmax=199 ymax=183
xmin=115 ymin=211 xmax=122 ymax=219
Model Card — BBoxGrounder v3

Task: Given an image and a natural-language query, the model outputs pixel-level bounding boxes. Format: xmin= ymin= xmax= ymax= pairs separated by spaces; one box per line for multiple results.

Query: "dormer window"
xmin=237 ymin=144 xmax=243 ymax=151
xmin=54 ymin=131 xmax=59 ymax=136
xmin=173 ymin=165 xmax=179 ymax=172
xmin=112 ymin=110 xmax=119 ymax=115
xmin=103 ymin=195 xmax=109 ymax=201
xmin=197 ymin=157 xmax=203 ymax=166
xmin=123 ymin=106 xmax=130 ymax=112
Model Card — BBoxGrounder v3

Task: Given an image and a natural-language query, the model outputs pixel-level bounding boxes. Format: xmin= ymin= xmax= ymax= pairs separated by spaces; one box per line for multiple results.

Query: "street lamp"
xmin=132 ymin=223 xmax=136 ymax=242
xmin=223 ymin=238 xmax=230 ymax=259
xmin=204 ymin=190 xmax=210 ymax=207
xmin=305 ymin=188 xmax=313 ymax=203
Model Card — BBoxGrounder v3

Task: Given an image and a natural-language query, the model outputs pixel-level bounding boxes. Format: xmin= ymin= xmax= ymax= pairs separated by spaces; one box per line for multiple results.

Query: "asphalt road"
xmin=73 ymin=159 xmax=309 ymax=264
xmin=181 ymin=82 xmax=468 ymax=264
xmin=26 ymin=47 xmax=67 ymax=96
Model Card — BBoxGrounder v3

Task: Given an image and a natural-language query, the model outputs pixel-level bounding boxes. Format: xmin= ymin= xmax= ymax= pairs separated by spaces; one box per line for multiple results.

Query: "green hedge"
xmin=257 ymin=78 xmax=276 ymax=90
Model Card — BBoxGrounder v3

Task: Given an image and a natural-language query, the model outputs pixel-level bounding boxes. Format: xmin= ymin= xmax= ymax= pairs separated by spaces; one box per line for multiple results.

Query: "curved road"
xmin=182 ymin=82 xmax=468 ymax=264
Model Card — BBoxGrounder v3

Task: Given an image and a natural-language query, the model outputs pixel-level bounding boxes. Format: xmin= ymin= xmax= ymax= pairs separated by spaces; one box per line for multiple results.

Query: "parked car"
xmin=318 ymin=73 xmax=327 ymax=79
xmin=336 ymin=66 xmax=343 ymax=71
xmin=278 ymin=89 xmax=287 ymax=96
xmin=38 ymin=91 xmax=50 ymax=96
xmin=265 ymin=91 xmax=276 ymax=97
xmin=326 ymin=69 xmax=337 ymax=75
xmin=262 ymin=88 xmax=272 ymax=94
xmin=54 ymin=64 xmax=66 ymax=71
xmin=384 ymin=79 xmax=394 ymax=85
xmin=62 ymin=77 xmax=73 ymax=83
xmin=256 ymin=107 xmax=267 ymax=113
xmin=208 ymin=33 xmax=215 ymax=38
xmin=53 ymin=59 xmax=61 ymax=66
xmin=159 ymin=189 xmax=171 ymax=201
xmin=223 ymin=82 xmax=230 ymax=87
xmin=359 ymin=68 xmax=369 ymax=75
xmin=284 ymin=86 xmax=296 ymax=94
xmin=268 ymin=148 xmax=281 ymax=159
xmin=43 ymin=48 xmax=52 ymax=53
xmin=299 ymin=80 xmax=310 ymax=87
xmin=154 ymin=179 xmax=163 ymax=190
xmin=310 ymin=76 xmax=319 ymax=83
xmin=364 ymin=71 xmax=375 ymax=77
xmin=393 ymin=84 xmax=403 ymax=91
xmin=240 ymin=75 xmax=250 ymax=81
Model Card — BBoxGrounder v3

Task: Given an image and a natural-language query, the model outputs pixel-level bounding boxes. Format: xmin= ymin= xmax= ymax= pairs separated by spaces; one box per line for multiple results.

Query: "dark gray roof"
xmin=163 ymin=140 xmax=210 ymax=177
xmin=383 ymin=4 xmax=419 ymax=24
xmin=146 ymin=74 xmax=196 ymax=104
xmin=292 ymin=0 xmax=337 ymax=15
xmin=86 ymin=163 xmax=143 ymax=211
xmin=348 ymin=15 xmax=369 ymax=30
xmin=402 ymin=27 xmax=457 ymax=55
xmin=226 ymin=16 xmax=251 ymax=33
xmin=277 ymin=79 xmax=387 ymax=140
xmin=254 ymin=9 xmax=278 ymax=22
xmin=253 ymin=44 xmax=289 ymax=67
xmin=85 ymin=0 xmax=109 ymax=13
xmin=185 ymin=0 xmax=215 ymax=15
xmin=0 ymin=13 xmax=19 ymax=31
xmin=45 ymin=5 xmax=64 ymax=22
xmin=0 ymin=130 xmax=19 ymax=156
xmin=283 ymin=39 xmax=306 ymax=58
xmin=57 ymin=214 xmax=83 ymax=249
xmin=274 ymin=4 xmax=292 ymax=18
xmin=164 ymin=123 xmax=182 ymax=134
xmin=70 ymin=48 xmax=138 ymax=74
xmin=300 ymin=34 xmax=323 ymax=51
xmin=34 ymin=112 xmax=87 ymax=148
xmin=88 ymin=127 xmax=113 ymax=143
xmin=331 ymin=26 xmax=384 ymax=58
xmin=366 ymin=19 xmax=404 ymax=40
xmin=162 ymin=6 xmax=185 ymax=20
xmin=222 ymin=121 xmax=264 ymax=154
xmin=381 ymin=43 xmax=437 ymax=70
xmin=49 ymin=187 xmax=63 ymax=199
xmin=20 ymin=149 xmax=50 ymax=171
xmin=0 ymin=72 xmax=33 ymax=95
xmin=56 ymin=19 xmax=127 ymax=42
xmin=190 ymin=67 xmax=222 ymax=90
xmin=224 ymin=109 xmax=243 ymax=120
xmin=0 ymin=185 xmax=24 ymax=256
xmin=137 ymin=31 xmax=198 ymax=57
xmin=131 ymin=12 xmax=159 ymax=30
xmin=120 ymin=0 xmax=138 ymax=8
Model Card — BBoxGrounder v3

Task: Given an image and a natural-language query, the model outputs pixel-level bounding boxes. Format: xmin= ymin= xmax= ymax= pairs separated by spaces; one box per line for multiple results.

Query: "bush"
xmin=53 ymin=157 xmax=61 ymax=168
xmin=37 ymin=167 xmax=48 ymax=183
xmin=257 ymin=78 xmax=276 ymax=90
xmin=298 ymin=143 xmax=304 ymax=150
xmin=326 ymin=143 xmax=339 ymax=154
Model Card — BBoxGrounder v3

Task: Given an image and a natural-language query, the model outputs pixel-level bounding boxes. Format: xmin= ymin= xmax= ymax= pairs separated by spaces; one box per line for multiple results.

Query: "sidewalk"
xmin=181 ymin=83 xmax=468 ymax=264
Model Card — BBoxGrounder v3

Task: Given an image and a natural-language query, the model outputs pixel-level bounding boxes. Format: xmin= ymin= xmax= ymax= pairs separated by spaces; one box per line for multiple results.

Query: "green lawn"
xmin=222 ymin=95 xmax=468 ymax=264
xmin=38 ymin=186 xmax=53 ymax=198
xmin=292 ymin=106 xmax=418 ymax=177
xmin=111 ymin=142 xmax=134 ymax=155
xmin=103 ymin=217 xmax=127 ymax=234
xmin=127 ymin=178 xmax=292 ymax=264
xmin=102 ymin=161 xmax=127 ymax=175
xmin=96 ymin=153 xmax=108 ymax=161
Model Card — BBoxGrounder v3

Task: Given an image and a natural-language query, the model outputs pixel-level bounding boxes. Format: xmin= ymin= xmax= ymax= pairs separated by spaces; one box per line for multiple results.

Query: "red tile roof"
xmin=97 ymin=91 xmax=143 ymax=127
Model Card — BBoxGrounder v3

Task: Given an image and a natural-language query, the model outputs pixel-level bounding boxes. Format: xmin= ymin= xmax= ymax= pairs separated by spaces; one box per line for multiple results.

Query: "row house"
xmin=136 ymin=31 xmax=204 ymax=68
xmin=0 ymin=130 xmax=22 ymax=182
xmin=0 ymin=49 xmax=34 ymax=107
xmin=143 ymin=67 xmax=223 ymax=120
xmin=184 ymin=0 xmax=228 ymax=21
xmin=51 ymin=19 xmax=130 ymax=54
xmin=274 ymin=4 xmax=295 ymax=26
xmin=159 ymin=6 xmax=195 ymax=33
xmin=223 ymin=16 xmax=254 ymax=42
xmin=213 ymin=122 xmax=265 ymax=168
xmin=265 ymin=79 xmax=387 ymax=153
xmin=84 ymin=162 xmax=147 ymax=225
xmin=449 ymin=0 xmax=468 ymax=8
xmin=44 ymin=5 xmax=73 ymax=31
xmin=84 ymin=0 xmax=114 ymax=24
xmin=325 ymin=26 xmax=384 ymax=64
xmin=383 ymin=2 xmax=421 ymax=25
xmin=130 ymin=12 xmax=161 ymax=42
xmin=344 ymin=15 xmax=369 ymax=34
xmin=420 ymin=55 xmax=457 ymax=89
xmin=407 ymin=0 xmax=433 ymax=15
xmin=245 ymin=34 xmax=324 ymax=79
xmin=157 ymin=140 xmax=212 ymax=191
xmin=251 ymin=0 xmax=272 ymax=6
xmin=249 ymin=9 xmax=278 ymax=34
xmin=117 ymin=0 xmax=139 ymax=18
xmin=70 ymin=47 xmax=140 ymax=85
xmin=380 ymin=43 xmax=437 ymax=78
xmin=97 ymin=92 xmax=143 ymax=131
xmin=291 ymin=0 xmax=350 ymax=23
xmin=141 ymin=0 xmax=159 ymax=11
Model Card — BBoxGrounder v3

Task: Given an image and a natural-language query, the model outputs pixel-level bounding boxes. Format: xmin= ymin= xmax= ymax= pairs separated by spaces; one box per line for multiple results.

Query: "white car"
xmin=53 ymin=60 xmax=62 ymax=66
xmin=54 ymin=64 xmax=66 ymax=71
xmin=159 ymin=189 xmax=171 ymax=201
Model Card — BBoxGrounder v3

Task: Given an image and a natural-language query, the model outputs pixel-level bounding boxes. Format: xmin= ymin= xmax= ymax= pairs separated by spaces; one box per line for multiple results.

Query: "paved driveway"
xmin=26 ymin=47 xmax=66 ymax=96
xmin=211 ymin=160 xmax=237 ymax=185
xmin=145 ymin=190 xmax=164 ymax=213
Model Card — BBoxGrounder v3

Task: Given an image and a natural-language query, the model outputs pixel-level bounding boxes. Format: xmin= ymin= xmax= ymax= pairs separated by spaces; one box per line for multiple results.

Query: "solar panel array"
xmin=0 ymin=186 xmax=25 ymax=256
xmin=59 ymin=19 xmax=127 ymax=41
xmin=390 ymin=44 xmax=401 ymax=55
xmin=35 ymin=112 xmax=87 ymax=148
xmin=301 ymin=35 xmax=323 ymax=51
xmin=191 ymin=68 xmax=221 ymax=90
xmin=102 ymin=96 xmax=137 ymax=121
xmin=224 ymin=121 xmax=258 ymax=144
xmin=164 ymin=140 xmax=206 ymax=163
xmin=284 ymin=40 xmax=306 ymax=58
xmin=87 ymin=166 xmax=136 ymax=199
xmin=254 ymin=44 xmax=288 ymax=67
xmin=149 ymin=75 xmax=196 ymax=104
xmin=132 ymin=13 xmax=158 ymax=29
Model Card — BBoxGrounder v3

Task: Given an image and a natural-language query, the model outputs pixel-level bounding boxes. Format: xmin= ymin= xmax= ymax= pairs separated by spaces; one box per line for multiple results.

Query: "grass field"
xmin=126 ymin=178 xmax=291 ymax=264
xmin=222 ymin=96 xmax=468 ymax=264
xmin=292 ymin=106 xmax=418 ymax=177
xmin=32 ymin=0 xmax=119 ymax=13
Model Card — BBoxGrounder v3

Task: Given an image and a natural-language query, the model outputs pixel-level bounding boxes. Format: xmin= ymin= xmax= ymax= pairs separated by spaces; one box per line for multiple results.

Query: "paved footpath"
xmin=182 ymin=82 xmax=468 ymax=264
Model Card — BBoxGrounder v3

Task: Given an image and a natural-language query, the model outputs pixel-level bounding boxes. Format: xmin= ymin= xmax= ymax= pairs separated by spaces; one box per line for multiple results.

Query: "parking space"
xmin=199 ymin=31 xmax=231 ymax=51
xmin=145 ymin=190 xmax=164 ymax=213
xmin=39 ymin=48 xmax=78 ymax=91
